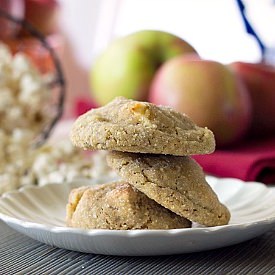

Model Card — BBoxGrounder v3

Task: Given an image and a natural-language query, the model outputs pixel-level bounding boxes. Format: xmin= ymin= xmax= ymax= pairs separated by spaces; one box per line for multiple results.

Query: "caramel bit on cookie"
xmin=129 ymin=102 xmax=153 ymax=126
xmin=130 ymin=102 xmax=150 ymax=117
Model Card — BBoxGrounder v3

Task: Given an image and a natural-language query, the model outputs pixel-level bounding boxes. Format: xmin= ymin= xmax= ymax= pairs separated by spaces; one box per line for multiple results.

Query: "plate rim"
xmin=2 ymin=176 xmax=275 ymax=255
xmin=0 ymin=177 xmax=275 ymax=237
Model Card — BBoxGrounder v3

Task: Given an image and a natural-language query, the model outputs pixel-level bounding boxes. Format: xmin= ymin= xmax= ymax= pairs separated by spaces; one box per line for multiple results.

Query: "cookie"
xmin=70 ymin=97 xmax=215 ymax=156
xmin=107 ymin=152 xmax=230 ymax=226
xmin=66 ymin=181 xmax=191 ymax=230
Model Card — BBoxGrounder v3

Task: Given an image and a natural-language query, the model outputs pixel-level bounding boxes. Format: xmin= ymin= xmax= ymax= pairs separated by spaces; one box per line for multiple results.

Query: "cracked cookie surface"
xmin=70 ymin=97 xmax=215 ymax=156
xmin=107 ymin=152 xmax=231 ymax=226
xmin=66 ymin=181 xmax=191 ymax=230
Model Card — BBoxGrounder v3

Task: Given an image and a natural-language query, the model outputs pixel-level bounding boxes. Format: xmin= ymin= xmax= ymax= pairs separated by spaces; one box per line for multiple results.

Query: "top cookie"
xmin=71 ymin=97 xmax=215 ymax=156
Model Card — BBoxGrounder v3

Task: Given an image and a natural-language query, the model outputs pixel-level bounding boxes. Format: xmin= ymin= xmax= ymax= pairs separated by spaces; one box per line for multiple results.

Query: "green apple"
xmin=149 ymin=56 xmax=252 ymax=147
xmin=90 ymin=30 xmax=197 ymax=105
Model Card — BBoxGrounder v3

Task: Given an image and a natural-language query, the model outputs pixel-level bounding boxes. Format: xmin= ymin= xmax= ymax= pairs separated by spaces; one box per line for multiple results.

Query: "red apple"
xmin=229 ymin=62 xmax=275 ymax=137
xmin=0 ymin=0 xmax=24 ymax=39
xmin=149 ymin=56 xmax=252 ymax=147
xmin=20 ymin=0 xmax=59 ymax=36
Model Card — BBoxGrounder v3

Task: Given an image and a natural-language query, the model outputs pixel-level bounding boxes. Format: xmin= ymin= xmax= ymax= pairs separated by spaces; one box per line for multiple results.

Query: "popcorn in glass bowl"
xmin=0 ymin=43 xmax=114 ymax=195
xmin=0 ymin=43 xmax=50 ymax=133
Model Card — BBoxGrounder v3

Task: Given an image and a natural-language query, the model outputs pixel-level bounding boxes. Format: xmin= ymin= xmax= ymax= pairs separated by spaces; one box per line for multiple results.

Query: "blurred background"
xmin=58 ymin=0 xmax=275 ymax=117
xmin=1 ymin=0 xmax=275 ymax=184
xmin=1 ymin=0 xmax=274 ymax=117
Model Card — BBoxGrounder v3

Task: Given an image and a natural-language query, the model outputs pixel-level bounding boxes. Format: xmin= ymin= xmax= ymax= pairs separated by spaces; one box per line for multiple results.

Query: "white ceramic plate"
xmin=0 ymin=176 xmax=275 ymax=256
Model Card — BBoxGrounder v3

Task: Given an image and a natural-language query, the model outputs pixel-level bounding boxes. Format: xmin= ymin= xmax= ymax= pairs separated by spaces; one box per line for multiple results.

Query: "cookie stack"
xmin=67 ymin=97 xmax=230 ymax=230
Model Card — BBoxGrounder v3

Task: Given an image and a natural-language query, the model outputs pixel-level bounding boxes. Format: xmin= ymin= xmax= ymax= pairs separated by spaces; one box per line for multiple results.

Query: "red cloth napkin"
xmin=75 ymin=98 xmax=98 ymax=116
xmin=193 ymin=137 xmax=275 ymax=184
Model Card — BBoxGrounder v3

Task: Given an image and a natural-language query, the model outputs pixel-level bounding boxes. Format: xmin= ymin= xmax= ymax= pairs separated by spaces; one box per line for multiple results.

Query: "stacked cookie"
xmin=67 ymin=97 xmax=230 ymax=230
